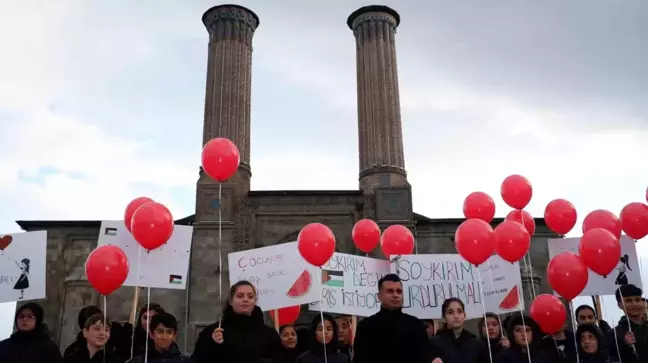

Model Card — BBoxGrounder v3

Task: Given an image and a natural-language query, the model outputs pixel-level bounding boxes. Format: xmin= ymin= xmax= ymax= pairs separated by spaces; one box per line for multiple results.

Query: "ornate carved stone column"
xmin=201 ymin=5 xmax=258 ymax=182
xmin=348 ymin=6 xmax=407 ymax=192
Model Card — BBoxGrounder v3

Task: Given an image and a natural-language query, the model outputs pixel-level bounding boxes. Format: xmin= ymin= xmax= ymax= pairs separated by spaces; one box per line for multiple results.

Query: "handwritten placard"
xmin=309 ymin=253 xmax=390 ymax=317
xmin=548 ymin=235 xmax=642 ymax=296
xmin=392 ymin=254 xmax=522 ymax=319
xmin=228 ymin=242 xmax=321 ymax=311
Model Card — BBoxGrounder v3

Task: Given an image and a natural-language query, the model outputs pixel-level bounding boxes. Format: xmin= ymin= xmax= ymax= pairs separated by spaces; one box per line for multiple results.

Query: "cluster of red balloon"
xmin=458 ymin=175 xmax=534 ymax=266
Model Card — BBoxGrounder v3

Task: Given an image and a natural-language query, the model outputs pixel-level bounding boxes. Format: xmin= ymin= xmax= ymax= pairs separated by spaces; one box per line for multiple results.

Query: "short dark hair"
xmin=615 ymin=284 xmax=643 ymax=303
xmin=378 ymin=273 xmax=401 ymax=290
xmin=575 ymin=305 xmax=596 ymax=318
xmin=78 ymin=306 xmax=102 ymax=329
xmin=84 ymin=314 xmax=112 ymax=329
xmin=149 ymin=312 xmax=178 ymax=332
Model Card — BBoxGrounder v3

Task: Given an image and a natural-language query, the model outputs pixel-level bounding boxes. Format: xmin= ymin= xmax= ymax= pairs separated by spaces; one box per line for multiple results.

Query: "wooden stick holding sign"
xmin=129 ymin=287 xmax=141 ymax=324
xmin=274 ymin=309 xmax=280 ymax=332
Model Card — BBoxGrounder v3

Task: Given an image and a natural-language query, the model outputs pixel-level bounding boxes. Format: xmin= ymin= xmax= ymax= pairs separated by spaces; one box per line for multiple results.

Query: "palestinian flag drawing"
xmin=321 ymin=269 xmax=344 ymax=287
xmin=169 ymin=274 xmax=183 ymax=285
xmin=104 ymin=227 xmax=117 ymax=236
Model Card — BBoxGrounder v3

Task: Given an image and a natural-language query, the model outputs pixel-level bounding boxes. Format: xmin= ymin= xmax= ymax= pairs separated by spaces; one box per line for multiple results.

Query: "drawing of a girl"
xmin=13 ymin=258 xmax=30 ymax=299
xmin=615 ymin=254 xmax=631 ymax=286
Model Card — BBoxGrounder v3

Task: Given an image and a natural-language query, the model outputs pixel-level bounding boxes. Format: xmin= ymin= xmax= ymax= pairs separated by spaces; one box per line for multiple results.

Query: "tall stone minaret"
xmin=190 ymin=4 xmax=259 ymax=340
xmin=348 ymin=6 xmax=412 ymax=224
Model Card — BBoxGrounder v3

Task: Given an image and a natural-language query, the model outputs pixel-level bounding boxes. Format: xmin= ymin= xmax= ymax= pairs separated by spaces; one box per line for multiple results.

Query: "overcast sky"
xmin=0 ymin=0 xmax=646 ymax=340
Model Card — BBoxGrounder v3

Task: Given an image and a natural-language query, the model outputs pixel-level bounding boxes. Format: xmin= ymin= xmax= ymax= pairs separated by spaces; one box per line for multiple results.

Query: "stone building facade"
xmin=14 ymin=5 xmax=554 ymax=353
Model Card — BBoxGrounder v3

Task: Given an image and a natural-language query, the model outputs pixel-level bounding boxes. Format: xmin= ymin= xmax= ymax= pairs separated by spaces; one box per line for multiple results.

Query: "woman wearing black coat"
xmin=191 ymin=280 xmax=282 ymax=363
xmin=295 ymin=314 xmax=350 ymax=363
xmin=478 ymin=312 xmax=510 ymax=360
xmin=278 ymin=324 xmax=303 ymax=363
xmin=0 ymin=302 xmax=62 ymax=363
xmin=429 ymin=298 xmax=486 ymax=363
xmin=494 ymin=313 xmax=550 ymax=363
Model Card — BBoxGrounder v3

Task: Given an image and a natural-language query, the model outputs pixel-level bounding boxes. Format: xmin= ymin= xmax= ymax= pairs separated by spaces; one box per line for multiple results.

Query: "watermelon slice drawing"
xmin=287 ymin=269 xmax=312 ymax=298
xmin=498 ymin=285 xmax=520 ymax=311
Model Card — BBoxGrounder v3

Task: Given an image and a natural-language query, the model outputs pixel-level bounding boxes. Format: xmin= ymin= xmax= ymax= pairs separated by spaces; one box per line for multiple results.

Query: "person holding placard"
xmin=191 ymin=280 xmax=282 ymax=363
xmin=494 ymin=313 xmax=551 ymax=363
xmin=352 ymin=274 xmax=429 ymax=363
xmin=607 ymin=284 xmax=648 ymax=363
xmin=428 ymin=298 xmax=485 ymax=363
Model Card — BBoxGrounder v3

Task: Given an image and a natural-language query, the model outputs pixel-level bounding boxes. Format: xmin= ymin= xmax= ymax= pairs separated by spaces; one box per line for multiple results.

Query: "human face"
xmin=424 ymin=321 xmax=435 ymax=338
xmin=580 ymin=331 xmax=598 ymax=354
xmin=484 ymin=317 xmax=501 ymax=339
xmin=336 ymin=317 xmax=350 ymax=344
xmin=150 ymin=324 xmax=177 ymax=351
xmin=83 ymin=321 xmax=110 ymax=348
xmin=378 ymin=281 xmax=403 ymax=309
xmin=443 ymin=301 xmax=465 ymax=329
xmin=231 ymin=284 xmax=256 ymax=314
xmin=280 ymin=326 xmax=297 ymax=348
xmin=141 ymin=310 xmax=158 ymax=331
xmin=513 ymin=325 xmax=532 ymax=346
xmin=577 ymin=308 xmax=596 ymax=326
xmin=618 ymin=296 xmax=644 ymax=319
xmin=316 ymin=320 xmax=334 ymax=345
xmin=16 ymin=309 xmax=36 ymax=332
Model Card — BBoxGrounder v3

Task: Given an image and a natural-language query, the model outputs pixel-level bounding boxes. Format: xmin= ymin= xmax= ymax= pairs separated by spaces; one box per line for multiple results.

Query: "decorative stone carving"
xmin=202 ymin=5 xmax=259 ymax=44
xmin=374 ymin=187 xmax=413 ymax=222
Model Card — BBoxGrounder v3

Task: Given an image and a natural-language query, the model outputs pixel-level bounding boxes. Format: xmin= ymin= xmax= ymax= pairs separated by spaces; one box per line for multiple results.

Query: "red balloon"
xmin=124 ymin=197 xmax=154 ymax=233
xmin=131 ymin=202 xmax=174 ymax=251
xmin=505 ymin=210 xmax=535 ymax=236
xmin=85 ymin=245 xmax=129 ymax=296
xmin=494 ymin=220 xmax=531 ymax=263
xmin=381 ymin=225 xmax=415 ymax=257
xmin=463 ymin=192 xmax=496 ymax=223
xmin=352 ymin=219 xmax=381 ymax=253
xmin=620 ymin=202 xmax=648 ymax=240
xmin=201 ymin=137 xmax=240 ymax=182
xmin=582 ymin=209 xmax=622 ymax=240
xmin=298 ymin=223 xmax=336 ymax=267
xmin=579 ymin=228 xmax=621 ymax=277
xmin=530 ymin=294 xmax=567 ymax=334
xmin=544 ymin=199 xmax=577 ymax=236
xmin=269 ymin=305 xmax=301 ymax=326
xmin=455 ymin=219 xmax=495 ymax=266
xmin=500 ymin=175 xmax=532 ymax=210
xmin=547 ymin=252 xmax=588 ymax=300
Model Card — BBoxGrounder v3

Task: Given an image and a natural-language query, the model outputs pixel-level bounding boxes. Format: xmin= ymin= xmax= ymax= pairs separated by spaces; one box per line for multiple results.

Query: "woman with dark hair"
xmin=494 ymin=313 xmax=550 ymax=363
xmin=478 ymin=312 xmax=510 ymax=358
xmin=191 ymin=280 xmax=282 ymax=363
xmin=0 ymin=302 xmax=62 ymax=363
xmin=295 ymin=314 xmax=350 ymax=363
xmin=278 ymin=324 xmax=302 ymax=363
xmin=131 ymin=303 xmax=164 ymax=357
xmin=429 ymin=298 xmax=485 ymax=363
xmin=575 ymin=324 xmax=611 ymax=363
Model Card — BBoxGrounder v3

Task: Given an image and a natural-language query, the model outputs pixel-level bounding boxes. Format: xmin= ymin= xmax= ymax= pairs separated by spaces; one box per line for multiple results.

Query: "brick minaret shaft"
xmin=348 ymin=6 xmax=407 ymax=192
xmin=202 ymin=5 xmax=259 ymax=182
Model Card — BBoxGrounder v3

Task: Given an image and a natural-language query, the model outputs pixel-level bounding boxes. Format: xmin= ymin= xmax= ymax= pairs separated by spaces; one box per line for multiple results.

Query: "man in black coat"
xmin=607 ymin=284 xmax=648 ymax=363
xmin=352 ymin=273 xmax=429 ymax=363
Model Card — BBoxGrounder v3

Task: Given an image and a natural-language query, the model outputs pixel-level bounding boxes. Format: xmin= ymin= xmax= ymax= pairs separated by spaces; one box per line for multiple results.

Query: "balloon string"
xmin=568 ymin=300 xmax=580 ymax=363
xmin=634 ymin=239 xmax=648 ymax=319
xmin=618 ymin=289 xmax=639 ymax=359
xmin=477 ymin=269 xmax=493 ymax=363
xmin=602 ymin=297 xmax=624 ymax=363
xmin=130 ymin=245 xmax=143 ymax=360
xmin=515 ymin=273 xmax=532 ymax=363
xmin=487 ymin=265 xmax=505 ymax=334
xmin=519 ymin=211 xmax=536 ymax=299
xmin=319 ymin=267 xmax=328 ymax=363
xmin=103 ymin=295 xmax=107 ymax=363
xmin=218 ymin=182 xmax=223 ymax=329
xmin=144 ymin=251 xmax=152 ymax=363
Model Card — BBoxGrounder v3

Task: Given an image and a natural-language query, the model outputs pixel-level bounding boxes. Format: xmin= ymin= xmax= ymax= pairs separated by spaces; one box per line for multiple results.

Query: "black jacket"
xmin=127 ymin=342 xmax=190 ymax=363
xmin=495 ymin=314 xmax=552 ymax=363
xmin=191 ymin=305 xmax=281 ymax=363
xmin=294 ymin=314 xmax=350 ymax=363
xmin=576 ymin=324 xmax=611 ymax=363
xmin=62 ymin=345 xmax=123 ymax=363
xmin=429 ymin=328 xmax=486 ymax=363
xmin=352 ymin=307 xmax=429 ymax=363
xmin=0 ymin=302 xmax=62 ymax=363
xmin=606 ymin=316 xmax=647 ymax=363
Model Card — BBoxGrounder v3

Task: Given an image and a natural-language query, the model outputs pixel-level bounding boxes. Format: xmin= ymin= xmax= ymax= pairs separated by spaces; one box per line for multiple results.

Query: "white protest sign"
xmin=97 ymin=221 xmax=193 ymax=289
xmin=309 ymin=253 xmax=390 ymax=317
xmin=548 ymin=235 xmax=642 ymax=296
xmin=392 ymin=254 xmax=522 ymax=319
xmin=0 ymin=231 xmax=47 ymax=303
xmin=228 ymin=242 xmax=321 ymax=311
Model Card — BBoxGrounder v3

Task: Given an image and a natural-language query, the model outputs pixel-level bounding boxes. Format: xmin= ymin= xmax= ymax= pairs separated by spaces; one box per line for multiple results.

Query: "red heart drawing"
xmin=0 ymin=235 xmax=12 ymax=250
